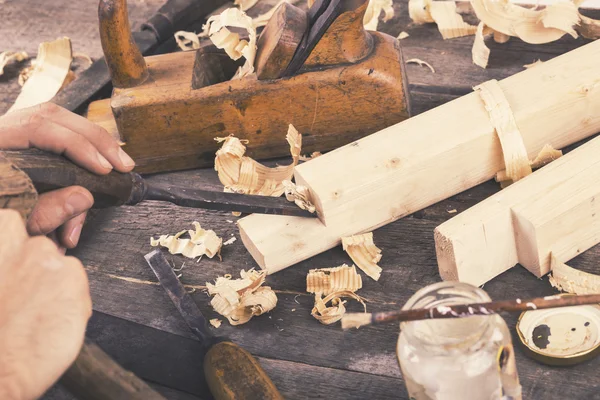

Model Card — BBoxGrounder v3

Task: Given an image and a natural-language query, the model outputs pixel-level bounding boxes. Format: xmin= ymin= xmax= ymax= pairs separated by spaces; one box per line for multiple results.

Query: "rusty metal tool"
xmin=1 ymin=149 xmax=317 ymax=218
xmin=144 ymin=249 xmax=283 ymax=400
xmin=86 ymin=0 xmax=411 ymax=174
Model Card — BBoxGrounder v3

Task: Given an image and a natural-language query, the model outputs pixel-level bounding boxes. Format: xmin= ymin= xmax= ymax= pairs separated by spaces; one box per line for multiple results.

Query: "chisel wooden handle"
xmin=204 ymin=341 xmax=283 ymax=400
xmin=61 ymin=340 xmax=167 ymax=400
xmin=1 ymin=149 xmax=146 ymax=208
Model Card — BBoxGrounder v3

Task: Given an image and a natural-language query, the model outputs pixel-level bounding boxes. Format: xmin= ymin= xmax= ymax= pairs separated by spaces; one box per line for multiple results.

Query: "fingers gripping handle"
xmin=204 ymin=341 xmax=284 ymax=400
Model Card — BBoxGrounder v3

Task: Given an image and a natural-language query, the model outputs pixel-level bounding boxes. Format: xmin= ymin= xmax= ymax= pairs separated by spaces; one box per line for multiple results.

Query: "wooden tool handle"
xmin=204 ymin=341 xmax=283 ymax=400
xmin=99 ymin=0 xmax=149 ymax=88
xmin=61 ymin=340 xmax=167 ymax=400
xmin=1 ymin=150 xmax=145 ymax=208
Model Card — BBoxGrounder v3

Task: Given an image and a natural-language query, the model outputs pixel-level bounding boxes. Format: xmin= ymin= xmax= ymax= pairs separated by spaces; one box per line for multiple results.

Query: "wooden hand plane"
xmin=87 ymin=0 xmax=412 ymax=174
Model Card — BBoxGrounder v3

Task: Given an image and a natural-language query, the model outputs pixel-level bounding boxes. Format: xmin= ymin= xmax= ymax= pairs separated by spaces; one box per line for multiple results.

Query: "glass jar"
xmin=396 ymin=282 xmax=522 ymax=400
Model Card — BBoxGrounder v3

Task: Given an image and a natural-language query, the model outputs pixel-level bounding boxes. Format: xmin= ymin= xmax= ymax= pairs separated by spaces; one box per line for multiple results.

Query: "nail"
xmin=68 ymin=223 xmax=83 ymax=248
xmin=97 ymin=153 xmax=112 ymax=170
xmin=118 ymin=147 xmax=135 ymax=168
xmin=66 ymin=191 xmax=93 ymax=215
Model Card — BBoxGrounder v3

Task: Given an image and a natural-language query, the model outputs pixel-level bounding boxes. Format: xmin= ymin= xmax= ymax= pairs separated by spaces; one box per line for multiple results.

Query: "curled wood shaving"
xmin=363 ymin=0 xmax=394 ymax=31
xmin=306 ymin=264 xmax=363 ymax=295
xmin=397 ymin=31 xmax=410 ymax=39
xmin=175 ymin=31 xmax=201 ymax=51
xmin=406 ymin=58 xmax=435 ymax=73
xmin=207 ymin=269 xmax=277 ymax=325
xmin=283 ymin=180 xmax=316 ymax=213
xmin=472 ymin=22 xmax=493 ymax=69
xmin=0 ymin=51 xmax=28 ymax=75
xmin=214 ymin=124 xmax=302 ymax=197
xmin=235 ymin=0 xmax=259 ymax=11
xmin=150 ymin=221 xmax=223 ymax=259
xmin=530 ymin=144 xmax=562 ymax=169
xmin=409 ymin=0 xmax=476 ymax=39
xmin=9 ymin=37 xmax=72 ymax=112
xmin=209 ymin=318 xmax=222 ymax=328
xmin=205 ymin=8 xmax=257 ymax=79
xmin=496 ymin=144 xmax=562 ymax=184
xmin=549 ymin=254 xmax=600 ymax=295
xmin=342 ymin=232 xmax=383 ymax=281
xmin=471 ymin=0 xmax=579 ymax=45
xmin=312 ymin=291 xmax=366 ymax=325
xmin=475 ymin=80 xmax=532 ymax=183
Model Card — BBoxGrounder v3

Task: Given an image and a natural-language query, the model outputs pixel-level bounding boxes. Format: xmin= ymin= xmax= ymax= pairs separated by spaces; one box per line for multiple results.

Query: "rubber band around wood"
xmin=474 ymin=79 xmax=532 ymax=183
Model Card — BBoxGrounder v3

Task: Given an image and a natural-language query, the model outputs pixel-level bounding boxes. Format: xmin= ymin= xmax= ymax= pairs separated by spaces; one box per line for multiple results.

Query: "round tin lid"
xmin=516 ymin=298 xmax=600 ymax=366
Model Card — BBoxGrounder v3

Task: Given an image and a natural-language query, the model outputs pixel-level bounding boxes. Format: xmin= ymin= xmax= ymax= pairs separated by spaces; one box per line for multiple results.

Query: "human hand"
xmin=0 ymin=102 xmax=135 ymax=249
xmin=0 ymin=210 xmax=92 ymax=400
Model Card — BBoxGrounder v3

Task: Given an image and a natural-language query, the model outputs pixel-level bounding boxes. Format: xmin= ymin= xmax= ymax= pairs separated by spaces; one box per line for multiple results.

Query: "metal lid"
xmin=516 ymin=296 xmax=600 ymax=366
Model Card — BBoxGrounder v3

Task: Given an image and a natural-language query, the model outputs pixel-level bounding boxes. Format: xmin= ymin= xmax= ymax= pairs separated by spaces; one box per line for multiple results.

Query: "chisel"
xmin=144 ymin=249 xmax=283 ymax=400
xmin=1 ymin=149 xmax=316 ymax=217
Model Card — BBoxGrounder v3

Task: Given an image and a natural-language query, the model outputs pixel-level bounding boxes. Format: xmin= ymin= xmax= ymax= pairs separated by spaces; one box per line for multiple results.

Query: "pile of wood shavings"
xmin=207 ymin=269 xmax=277 ymax=325
xmin=150 ymin=221 xmax=223 ymax=259
xmin=342 ymin=232 xmax=383 ymax=281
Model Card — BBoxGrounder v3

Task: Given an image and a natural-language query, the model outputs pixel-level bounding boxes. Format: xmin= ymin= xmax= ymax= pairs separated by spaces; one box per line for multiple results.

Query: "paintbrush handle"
xmin=372 ymin=293 xmax=600 ymax=325
xmin=1 ymin=149 xmax=147 ymax=208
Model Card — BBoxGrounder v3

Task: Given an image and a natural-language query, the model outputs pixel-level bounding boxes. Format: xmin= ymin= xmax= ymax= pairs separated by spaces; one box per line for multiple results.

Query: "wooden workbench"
xmin=2 ymin=0 xmax=600 ymax=398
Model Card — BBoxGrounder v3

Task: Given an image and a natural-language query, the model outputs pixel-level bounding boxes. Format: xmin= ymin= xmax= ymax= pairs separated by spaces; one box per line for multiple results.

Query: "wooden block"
xmin=87 ymin=98 xmax=121 ymax=144
xmin=89 ymin=33 xmax=409 ymax=174
xmin=436 ymin=135 xmax=600 ymax=286
xmin=239 ymin=39 xmax=600 ymax=273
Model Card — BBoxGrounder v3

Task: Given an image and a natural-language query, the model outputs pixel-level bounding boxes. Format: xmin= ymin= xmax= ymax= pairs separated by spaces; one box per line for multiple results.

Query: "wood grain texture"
xmin=239 ymin=37 xmax=600 ymax=273
xmin=90 ymin=32 xmax=409 ymax=174
xmin=5 ymin=1 xmax=600 ymax=399
xmin=255 ymin=3 xmax=307 ymax=80
xmin=99 ymin=0 xmax=149 ymax=88
xmin=0 ymin=153 xmax=38 ymax=220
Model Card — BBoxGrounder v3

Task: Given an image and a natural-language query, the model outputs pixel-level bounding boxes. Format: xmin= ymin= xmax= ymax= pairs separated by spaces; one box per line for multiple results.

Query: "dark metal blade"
xmin=145 ymin=184 xmax=318 ymax=218
xmin=144 ymin=250 xmax=214 ymax=346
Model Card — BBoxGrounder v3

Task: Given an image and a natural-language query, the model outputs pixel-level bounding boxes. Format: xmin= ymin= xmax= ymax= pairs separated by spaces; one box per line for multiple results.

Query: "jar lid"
xmin=516 ymin=295 xmax=600 ymax=366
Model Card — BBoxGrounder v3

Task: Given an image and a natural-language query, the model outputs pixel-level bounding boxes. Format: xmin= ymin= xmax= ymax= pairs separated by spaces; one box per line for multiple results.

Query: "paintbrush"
xmin=341 ymin=293 xmax=600 ymax=330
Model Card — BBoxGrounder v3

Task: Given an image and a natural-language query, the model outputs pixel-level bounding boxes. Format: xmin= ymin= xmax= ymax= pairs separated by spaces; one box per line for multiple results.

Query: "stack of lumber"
xmin=239 ymin=39 xmax=600 ymax=274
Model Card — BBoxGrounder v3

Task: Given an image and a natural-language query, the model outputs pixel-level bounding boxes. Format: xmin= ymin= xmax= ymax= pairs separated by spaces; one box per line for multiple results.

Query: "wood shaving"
xmin=341 ymin=232 xmax=383 ymax=281
xmin=150 ymin=221 xmax=223 ymax=259
xmin=205 ymin=7 xmax=257 ymax=79
xmin=447 ymin=209 xmax=457 ymax=214
xmin=406 ymin=58 xmax=435 ymax=73
xmin=363 ymin=0 xmax=394 ymax=31
xmin=299 ymin=151 xmax=323 ymax=161
xmin=283 ymin=180 xmax=316 ymax=213
xmin=214 ymin=124 xmax=302 ymax=197
xmin=524 ymin=59 xmax=544 ymax=69
xmin=549 ymin=254 xmax=600 ymax=295
xmin=471 ymin=0 xmax=579 ymax=45
xmin=0 ymin=51 xmax=28 ymax=75
xmin=496 ymin=144 xmax=562 ymax=185
xmin=397 ymin=31 xmax=410 ymax=39
xmin=475 ymin=80 xmax=532 ymax=183
xmin=175 ymin=30 xmax=202 ymax=51
xmin=409 ymin=0 xmax=477 ymax=39
xmin=472 ymin=22 xmax=493 ymax=69
xmin=209 ymin=318 xmax=222 ymax=328
xmin=306 ymin=264 xmax=363 ymax=295
xmin=235 ymin=0 xmax=259 ymax=11
xmin=311 ymin=291 xmax=366 ymax=325
xmin=9 ymin=37 xmax=72 ymax=112
xmin=223 ymin=236 xmax=237 ymax=246
xmin=207 ymin=269 xmax=277 ymax=325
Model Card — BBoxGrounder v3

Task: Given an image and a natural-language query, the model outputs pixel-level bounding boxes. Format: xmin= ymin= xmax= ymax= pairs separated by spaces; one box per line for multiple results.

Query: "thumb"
xmin=27 ymin=186 xmax=93 ymax=237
